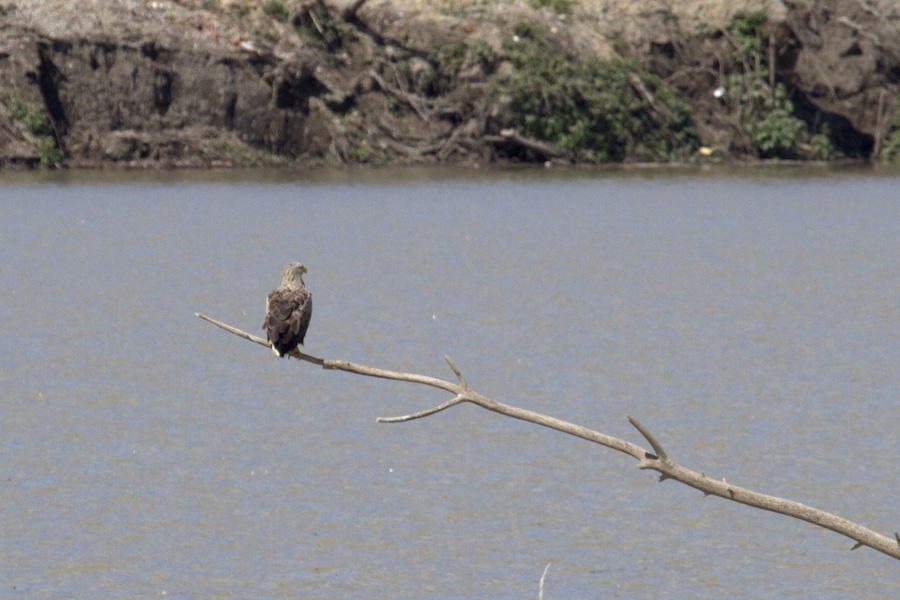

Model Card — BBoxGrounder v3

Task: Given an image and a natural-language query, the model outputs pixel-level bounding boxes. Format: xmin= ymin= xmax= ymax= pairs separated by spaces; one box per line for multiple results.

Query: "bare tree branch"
xmin=196 ymin=313 xmax=900 ymax=562
xmin=376 ymin=395 xmax=466 ymax=423
xmin=484 ymin=129 xmax=568 ymax=160
xmin=538 ymin=563 xmax=551 ymax=600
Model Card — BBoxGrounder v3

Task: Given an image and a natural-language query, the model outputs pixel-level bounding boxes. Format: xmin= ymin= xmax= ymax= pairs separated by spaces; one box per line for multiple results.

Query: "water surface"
xmin=1 ymin=166 xmax=898 ymax=598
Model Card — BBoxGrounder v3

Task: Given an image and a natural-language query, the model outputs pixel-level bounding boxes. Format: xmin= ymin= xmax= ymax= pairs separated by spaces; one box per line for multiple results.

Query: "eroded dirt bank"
xmin=1 ymin=0 xmax=899 ymax=168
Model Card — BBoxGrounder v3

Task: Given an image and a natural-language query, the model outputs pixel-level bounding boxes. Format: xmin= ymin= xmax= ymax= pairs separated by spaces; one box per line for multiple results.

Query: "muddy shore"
xmin=1 ymin=0 xmax=898 ymax=169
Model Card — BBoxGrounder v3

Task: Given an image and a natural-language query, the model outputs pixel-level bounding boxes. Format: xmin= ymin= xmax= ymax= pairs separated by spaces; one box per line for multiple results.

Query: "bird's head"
xmin=282 ymin=262 xmax=308 ymax=286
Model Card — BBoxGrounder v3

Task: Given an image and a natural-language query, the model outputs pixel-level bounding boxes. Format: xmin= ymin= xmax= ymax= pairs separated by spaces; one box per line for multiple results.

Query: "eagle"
xmin=263 ymin=262 xmax=312 ymax=358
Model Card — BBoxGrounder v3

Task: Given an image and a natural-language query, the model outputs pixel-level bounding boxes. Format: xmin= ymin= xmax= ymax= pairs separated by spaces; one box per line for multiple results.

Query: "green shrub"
xmin=730 ymin=10 xmax=768 ymax=54
xmin=38 ymin=136 xmax=63 ymax=166
xmin=724 ymin=12 xmax=824 ymax=159
xmin=468 ymin=39 xmax=494 ymax=67
xmin=1 ymin=89 xmax=50 ymax=135
xmin=807 ymin=127 xmax=834 ymax=161
xmin=425 ymin=39 xmax=495 ymax=94
xmin=497 ymin=30 xmax=698 ymax=162
xmin=263 ymin=0 xmax=289 ymax=23
xmin=883 ymin=135 xmax=900 ymax=162
xmin=729 ymin=72 xmax=806 ymax=158
xmin=876 ymin=95 xmax=900 ymax=162
xmin=348 ymin=141 xmax=371 ymax=163
xmin=429 ymin=40 xmax=469 ymax=76
xmin=22 ymin=107 xmax=50 ymax=135
xmin=296 ymin=8 xmax=354 ymax=50
xmin=748 ymin=99 xmax=805 ymax=157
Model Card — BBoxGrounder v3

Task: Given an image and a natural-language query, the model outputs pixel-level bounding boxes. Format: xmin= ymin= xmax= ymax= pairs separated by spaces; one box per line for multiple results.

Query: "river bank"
xmin=1 ymin=0 xmax=899 ymax=168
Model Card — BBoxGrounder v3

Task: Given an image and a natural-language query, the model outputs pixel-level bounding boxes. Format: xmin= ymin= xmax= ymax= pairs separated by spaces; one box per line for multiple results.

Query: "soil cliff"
xmin=1 ymin=0 xmax=898 ymax=168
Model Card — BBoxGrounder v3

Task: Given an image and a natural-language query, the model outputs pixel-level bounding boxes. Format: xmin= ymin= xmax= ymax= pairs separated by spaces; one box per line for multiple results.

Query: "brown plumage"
xmin=263 ymin=263 xmax=312 ymax=358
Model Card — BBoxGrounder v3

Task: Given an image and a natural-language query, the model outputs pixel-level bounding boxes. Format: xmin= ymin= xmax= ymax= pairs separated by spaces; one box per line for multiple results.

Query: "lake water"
xmin=1 ymin=166 xmax=898 ymax=598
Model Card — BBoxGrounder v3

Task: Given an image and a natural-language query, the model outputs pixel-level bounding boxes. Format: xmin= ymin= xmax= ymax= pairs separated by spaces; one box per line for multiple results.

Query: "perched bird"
xmin=263 ymin=263 xmax=312 ymax=358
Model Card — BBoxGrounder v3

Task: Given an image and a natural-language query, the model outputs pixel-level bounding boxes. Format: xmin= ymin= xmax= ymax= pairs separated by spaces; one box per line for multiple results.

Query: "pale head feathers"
xmin=281 ymin=262 xmax=307 ymax=287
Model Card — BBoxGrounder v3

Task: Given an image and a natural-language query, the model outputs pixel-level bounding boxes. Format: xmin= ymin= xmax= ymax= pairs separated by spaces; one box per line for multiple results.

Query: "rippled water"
xmin=1 ymin=167 xmax=898 ymax=598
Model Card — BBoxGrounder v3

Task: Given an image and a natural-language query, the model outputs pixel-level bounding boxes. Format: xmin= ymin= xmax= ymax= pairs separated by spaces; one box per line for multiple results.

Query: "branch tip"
xmin=627 ymin=415 xmax=669 ymax=461
xmin=538 ymin=563 xmax=551 ymax=600
xmin=377 ymin=395 xmax=466 ymax=423
xmin=444 ymin=354 xmax=469 ymax=389
xmin=851 ymin=541 xmax=864 ymax=551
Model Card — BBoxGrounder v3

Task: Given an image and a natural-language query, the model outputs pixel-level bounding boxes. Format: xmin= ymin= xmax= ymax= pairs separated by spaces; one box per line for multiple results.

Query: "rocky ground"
xmin=0 ymin=0 xmax=899 ymax=168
